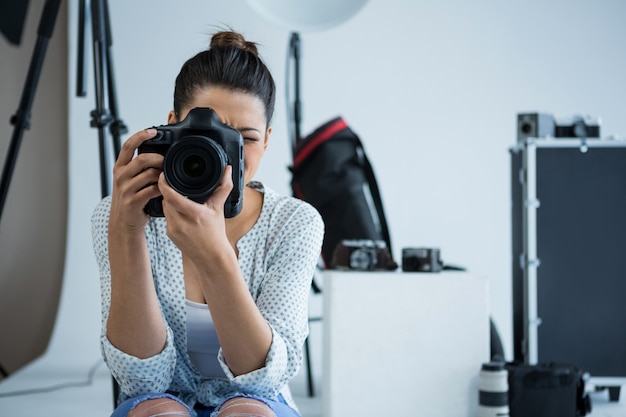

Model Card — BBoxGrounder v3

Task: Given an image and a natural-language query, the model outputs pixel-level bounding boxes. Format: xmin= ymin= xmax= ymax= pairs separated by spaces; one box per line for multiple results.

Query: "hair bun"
xmin=210 ymin=31 xmax=259 ymax=56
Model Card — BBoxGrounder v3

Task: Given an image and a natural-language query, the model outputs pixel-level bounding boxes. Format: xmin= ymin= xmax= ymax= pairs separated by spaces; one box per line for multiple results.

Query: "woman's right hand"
xmin=109 ymin=128 xmax=164 ymax=233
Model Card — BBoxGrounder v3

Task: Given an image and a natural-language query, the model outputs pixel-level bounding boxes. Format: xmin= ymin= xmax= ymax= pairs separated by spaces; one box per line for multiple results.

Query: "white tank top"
xmin=185 ymin=299 xmax=227 ymax=379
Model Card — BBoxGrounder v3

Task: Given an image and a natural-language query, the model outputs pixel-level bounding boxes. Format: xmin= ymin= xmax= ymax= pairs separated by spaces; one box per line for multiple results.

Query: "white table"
xmin=321 ymin=270 xmax=490 ymax=417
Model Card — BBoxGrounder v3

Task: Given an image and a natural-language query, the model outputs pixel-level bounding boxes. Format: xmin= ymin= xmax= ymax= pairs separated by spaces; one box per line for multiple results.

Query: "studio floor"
xmin=0 ymin=352 xmax=625 ymax=417
xmin=0 ymin=353 xmax=322 ymax=417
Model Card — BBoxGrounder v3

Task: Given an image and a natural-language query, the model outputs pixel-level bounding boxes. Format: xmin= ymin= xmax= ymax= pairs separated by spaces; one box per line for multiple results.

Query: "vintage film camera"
xmin=330 ymin=239 xmax=397 ymax=271
xmin=517 ymin=112 xmax=601 ymax=143
xmin=138 ymin=107 xmax=244 ymax=218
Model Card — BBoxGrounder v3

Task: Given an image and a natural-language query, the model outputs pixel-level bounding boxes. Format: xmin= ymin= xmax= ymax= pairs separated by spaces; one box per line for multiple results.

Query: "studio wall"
xmin=2 ymin=0 xmax=626 ymax=380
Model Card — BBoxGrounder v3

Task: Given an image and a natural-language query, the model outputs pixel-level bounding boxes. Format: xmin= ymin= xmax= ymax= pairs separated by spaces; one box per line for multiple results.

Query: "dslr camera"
xmin=138 ymin=107 xmax=244 ymax=218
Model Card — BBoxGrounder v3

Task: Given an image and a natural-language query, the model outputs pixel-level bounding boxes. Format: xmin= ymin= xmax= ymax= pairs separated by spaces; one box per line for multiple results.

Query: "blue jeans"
xmin=111 ymin=392 xmax=301 ymax=417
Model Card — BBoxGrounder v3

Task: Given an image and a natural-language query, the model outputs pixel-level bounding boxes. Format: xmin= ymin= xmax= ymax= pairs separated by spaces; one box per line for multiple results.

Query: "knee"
xmin=216 ymin=397 xmax=277 ymax=417
xmin=128 ymin=398 xmax=191 ymax=417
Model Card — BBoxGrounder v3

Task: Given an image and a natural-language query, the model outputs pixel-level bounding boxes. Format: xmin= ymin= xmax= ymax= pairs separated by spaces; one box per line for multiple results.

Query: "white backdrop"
xmin=48 ymin=0 xmax=626 ymax=374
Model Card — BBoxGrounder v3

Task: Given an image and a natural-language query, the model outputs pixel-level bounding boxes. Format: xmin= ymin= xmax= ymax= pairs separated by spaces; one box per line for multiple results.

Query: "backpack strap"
xmin=293 ymin=117 xmax=347 ymax=168
xmin=353 ymin=135 xmax=394 ymax=256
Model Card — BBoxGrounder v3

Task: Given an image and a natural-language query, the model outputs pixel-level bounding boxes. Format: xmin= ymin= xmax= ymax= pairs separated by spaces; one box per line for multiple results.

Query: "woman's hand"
xmin=158 ymin=165 xmax=234 ymax=261
xmin=160 ymin=166 xmax=273 ymax=376
xmin=106 ymin=129 xmax=169 ymax=358
xmin=109 ymin=129 xmax=164 ymax=233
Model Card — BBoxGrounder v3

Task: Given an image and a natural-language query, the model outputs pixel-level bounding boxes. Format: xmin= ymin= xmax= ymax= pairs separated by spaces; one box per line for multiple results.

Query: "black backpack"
xmin=290 ymin=117 xmax=397 ymax=269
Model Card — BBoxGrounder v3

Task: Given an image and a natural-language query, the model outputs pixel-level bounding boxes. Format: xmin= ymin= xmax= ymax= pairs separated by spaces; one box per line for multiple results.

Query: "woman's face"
xmin=168 ymin=87 xmax=271 ymax=186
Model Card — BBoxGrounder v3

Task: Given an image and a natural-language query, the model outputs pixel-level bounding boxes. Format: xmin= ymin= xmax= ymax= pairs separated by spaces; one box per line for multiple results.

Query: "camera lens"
xmin=350 ymin=248 xmax=377 ymax=270
xmin=478 ymin=361 xmax=509 ymax=417
xmin=163 ymin=135 xmax=228 ymax=201
xmin=182 ymin=154 xmax=206 ymax=178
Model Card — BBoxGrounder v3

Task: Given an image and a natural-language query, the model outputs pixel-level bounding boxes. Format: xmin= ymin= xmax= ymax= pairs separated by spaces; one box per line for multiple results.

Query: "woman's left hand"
xmin=158 ymin=165 xmax=234 ymax=261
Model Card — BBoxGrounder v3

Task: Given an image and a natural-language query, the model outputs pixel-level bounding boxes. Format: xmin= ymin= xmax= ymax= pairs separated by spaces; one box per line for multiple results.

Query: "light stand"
xmin=287 ymin=32 xmax=302 ymax=158
xmin=76 ymin=0 xmax=126 ymax=198
xmin=76 ymin=0 xmax=126 ymax=404
xmin=286 ymin=31 xmax=320 ymax=398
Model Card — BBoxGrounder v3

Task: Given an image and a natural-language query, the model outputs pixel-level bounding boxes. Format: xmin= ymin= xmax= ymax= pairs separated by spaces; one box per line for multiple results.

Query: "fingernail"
xmin=146 ymin=128 xmax=157 ymax=136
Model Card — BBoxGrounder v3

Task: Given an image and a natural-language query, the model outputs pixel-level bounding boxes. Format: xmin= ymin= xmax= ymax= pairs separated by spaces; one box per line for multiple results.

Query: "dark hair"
xmin=173 ymin=31 xmax=276 ymax=127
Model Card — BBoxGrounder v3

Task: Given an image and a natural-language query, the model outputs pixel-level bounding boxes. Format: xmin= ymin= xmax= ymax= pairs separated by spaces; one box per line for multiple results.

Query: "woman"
xmin=91 ymin=30 xmax=324 ymax=417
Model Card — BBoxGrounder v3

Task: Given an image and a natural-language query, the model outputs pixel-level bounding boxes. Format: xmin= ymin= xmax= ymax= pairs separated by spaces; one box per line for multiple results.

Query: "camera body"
xmin=330 ymin=239 xmax=397 ymax=271
xmin=138 ymin=107 xmax=244 ymax=218
xmin=402 ymin=247 xmax=443 ymax=272
xmin=554 ymin=114 xmax=601 ymax=138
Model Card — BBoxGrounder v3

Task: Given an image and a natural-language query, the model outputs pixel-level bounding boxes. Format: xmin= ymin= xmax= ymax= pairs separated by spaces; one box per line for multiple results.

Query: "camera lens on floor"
xmin=478 ymin=361 xmax=509 ymax=417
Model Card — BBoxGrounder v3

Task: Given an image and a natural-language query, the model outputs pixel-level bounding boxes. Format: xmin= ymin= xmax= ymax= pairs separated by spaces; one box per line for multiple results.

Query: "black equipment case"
xmin=510 ymin=136 xmax=626 ymax=396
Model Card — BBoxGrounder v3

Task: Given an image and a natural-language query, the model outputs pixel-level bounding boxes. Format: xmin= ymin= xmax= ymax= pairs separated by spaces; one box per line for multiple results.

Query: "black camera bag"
xmin=290 ymin=117 xmax=396 ymax=269
xmin=505 ymin=361 xmax=591 ymax=417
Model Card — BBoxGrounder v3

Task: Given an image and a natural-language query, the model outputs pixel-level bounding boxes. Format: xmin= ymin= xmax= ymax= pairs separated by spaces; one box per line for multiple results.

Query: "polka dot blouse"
xmin=91 ymin=182 xmax=324 ymax=412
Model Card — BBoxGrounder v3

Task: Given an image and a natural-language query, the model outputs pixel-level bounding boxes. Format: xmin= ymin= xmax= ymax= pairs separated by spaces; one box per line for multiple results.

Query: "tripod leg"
xmin=76 ymin=0 xmax=88 ymax=97
xmin=102 ymin=0 xmax=126 ymax=158
xmin=87 ymin=0 xmax=114 ymax=198
xmin=112 ymin=375 xmax=120 ymax=408
xmin=304 ymin=336 xmax=314 ymax=397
